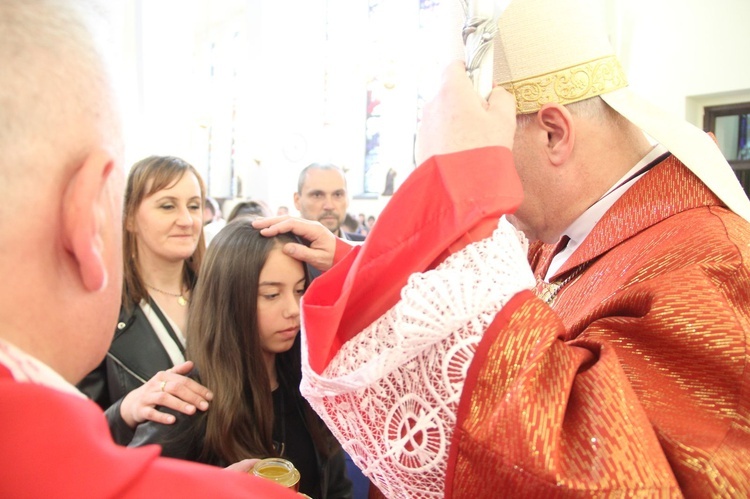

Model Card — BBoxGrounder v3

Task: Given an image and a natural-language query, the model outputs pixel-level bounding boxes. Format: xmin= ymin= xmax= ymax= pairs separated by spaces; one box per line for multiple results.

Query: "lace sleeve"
xmin=301 ymin=217 xmax=535 ymax=498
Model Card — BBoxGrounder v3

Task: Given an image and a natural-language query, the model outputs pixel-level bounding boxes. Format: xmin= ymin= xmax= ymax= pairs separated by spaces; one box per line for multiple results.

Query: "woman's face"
xmin=132 ymin=172 xmax=203 ymax=265
xmin=256 ymin=246 xmax=306 ymax=358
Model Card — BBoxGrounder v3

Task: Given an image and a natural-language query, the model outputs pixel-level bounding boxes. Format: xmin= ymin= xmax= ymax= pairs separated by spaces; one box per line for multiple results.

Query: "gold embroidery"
xmin=534 ymin=278 xmax=565 ymax=305
xmin=533 ymin=265 xmax=587 ymax=306
xmin=499 ymin=55 xmax=628 ymax=114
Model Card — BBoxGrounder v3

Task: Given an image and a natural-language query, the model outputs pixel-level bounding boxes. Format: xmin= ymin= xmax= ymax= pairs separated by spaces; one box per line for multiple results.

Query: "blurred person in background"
xmin=294 ymin=163 xmax=364 ymax=243
xmin=203 ymin=196 xmax=222 ymax=226
xmin=342 ymin=213 xmax=361 ymax=237
xmin=203 ymin=196 xmax=226 ymax=247
xmin=227 ymin=198 xmax=272 ymax=223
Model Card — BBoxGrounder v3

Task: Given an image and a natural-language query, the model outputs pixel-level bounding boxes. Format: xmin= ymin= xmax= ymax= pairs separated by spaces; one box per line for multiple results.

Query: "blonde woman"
xmin=79 ymin=155 xmax=212 ymax=443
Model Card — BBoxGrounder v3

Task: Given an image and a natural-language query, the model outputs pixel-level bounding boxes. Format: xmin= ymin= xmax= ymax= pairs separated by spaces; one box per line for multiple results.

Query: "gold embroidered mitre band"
xmin=499 ymin=55 xmax=628 ymax=114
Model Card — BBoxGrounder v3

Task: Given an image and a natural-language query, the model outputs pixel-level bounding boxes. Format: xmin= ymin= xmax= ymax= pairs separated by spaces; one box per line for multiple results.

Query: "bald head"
xmin=0 ymin=0 xmax=124 ymax=383
xmin=0 ymin=0 xmax=121 ymax=210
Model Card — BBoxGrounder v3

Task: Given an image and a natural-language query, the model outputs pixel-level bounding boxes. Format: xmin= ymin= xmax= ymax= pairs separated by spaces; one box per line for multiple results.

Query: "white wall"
xmin=609 ymin=0 xmax=750 ymax=124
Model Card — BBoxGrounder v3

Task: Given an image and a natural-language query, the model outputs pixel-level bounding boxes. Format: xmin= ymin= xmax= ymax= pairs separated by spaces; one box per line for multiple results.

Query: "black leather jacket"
xmin=77 ymin=303 xmax=182 ymax=444
xmin=129 ymin=380 xmax=353 ymax=499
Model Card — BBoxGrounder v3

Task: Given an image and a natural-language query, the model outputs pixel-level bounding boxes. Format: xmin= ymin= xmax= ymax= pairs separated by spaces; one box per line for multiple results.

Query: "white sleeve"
xmin=300 ymin=216 xmax=535 ymax=498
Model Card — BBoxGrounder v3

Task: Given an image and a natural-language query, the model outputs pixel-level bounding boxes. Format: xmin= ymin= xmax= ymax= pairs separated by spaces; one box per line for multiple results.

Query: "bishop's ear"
xmin=61 ymin=149 xmax=117 ymax=292
xmin=536 ymin=102 xmax=575 ymax=166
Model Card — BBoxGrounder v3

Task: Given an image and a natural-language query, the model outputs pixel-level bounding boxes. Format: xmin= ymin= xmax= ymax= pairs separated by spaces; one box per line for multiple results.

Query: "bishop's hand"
xmin=414 ymin=60 xmax=516 ymax=166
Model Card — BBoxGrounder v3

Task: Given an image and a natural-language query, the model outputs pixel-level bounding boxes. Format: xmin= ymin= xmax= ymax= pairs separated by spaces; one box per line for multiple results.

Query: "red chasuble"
xmin=300 ymin=147 xmax=750 ymax=498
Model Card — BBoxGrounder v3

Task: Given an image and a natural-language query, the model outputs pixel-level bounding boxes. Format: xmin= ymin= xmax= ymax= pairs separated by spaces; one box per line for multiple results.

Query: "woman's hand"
xmin=119 ymin=360 xmax=213 ymax=428
xmin=225 ymin=459 xmax=261 ymax=473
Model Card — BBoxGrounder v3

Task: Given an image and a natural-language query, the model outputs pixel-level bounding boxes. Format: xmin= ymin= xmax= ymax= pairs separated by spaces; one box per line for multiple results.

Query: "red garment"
xmin=303 ymin=148 xmax=750 ymax=497
xmin=0 ymin=365 xmax=297 ymax=498
xmin=304 ymin=146 xmax=521 ymax=374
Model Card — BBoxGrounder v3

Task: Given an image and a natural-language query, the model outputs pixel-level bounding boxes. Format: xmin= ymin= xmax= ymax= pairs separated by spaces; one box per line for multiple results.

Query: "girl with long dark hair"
xmin=130 ymin=220 xmax=352 ymax=499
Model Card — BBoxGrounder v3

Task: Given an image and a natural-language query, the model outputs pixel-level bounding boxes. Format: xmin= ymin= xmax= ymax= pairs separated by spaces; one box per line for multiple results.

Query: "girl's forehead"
xmin=259 ymin=247 xmax=304 ymax=282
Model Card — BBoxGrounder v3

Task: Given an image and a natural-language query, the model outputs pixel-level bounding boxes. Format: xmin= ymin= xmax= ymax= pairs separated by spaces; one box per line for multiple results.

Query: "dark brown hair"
xmin=186 ymin=220 xmax=336 ymax=464
xmin=121 ymin=155 xmax=206 ymax=309
xmin=226 ymin=199 xmax=271 ymax=222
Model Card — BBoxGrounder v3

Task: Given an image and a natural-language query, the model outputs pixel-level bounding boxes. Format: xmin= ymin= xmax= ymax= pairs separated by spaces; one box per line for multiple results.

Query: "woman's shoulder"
xmin=129 ymin=407 xmax=206 ymax=461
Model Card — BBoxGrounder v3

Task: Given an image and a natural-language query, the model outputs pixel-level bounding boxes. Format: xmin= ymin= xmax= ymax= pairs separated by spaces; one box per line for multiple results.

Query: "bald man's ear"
xmin=537 ymin=103 xmax=575 ymax=167
xmin=62 ymin=150 xmax=116 ymax=292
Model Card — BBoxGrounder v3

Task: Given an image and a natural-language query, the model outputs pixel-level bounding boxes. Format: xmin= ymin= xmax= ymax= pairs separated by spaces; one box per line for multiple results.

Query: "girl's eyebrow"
xmin=258 ymin=281 xmax=282 ymax=287
xmin=259 ymin=277 xmax=306 ymax=287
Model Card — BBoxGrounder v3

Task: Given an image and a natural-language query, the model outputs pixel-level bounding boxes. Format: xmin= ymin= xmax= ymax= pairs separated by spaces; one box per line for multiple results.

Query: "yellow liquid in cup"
xmin=252 ymin=458 xmax=301 ymax=491
xmin=259 ymin=465 xmax=292 ymax=479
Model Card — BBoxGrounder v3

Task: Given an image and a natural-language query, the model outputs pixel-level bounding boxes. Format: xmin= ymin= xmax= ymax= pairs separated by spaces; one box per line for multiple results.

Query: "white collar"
xmin=545 ymin=144 xmax=669 ymax=280
xmin=0 ymin=337 xmax=86 ymax=398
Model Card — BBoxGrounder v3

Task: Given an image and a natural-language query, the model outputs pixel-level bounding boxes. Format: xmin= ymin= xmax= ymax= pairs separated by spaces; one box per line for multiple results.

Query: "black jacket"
xmin=129 ymin=380 xmax=353 ymax=499
xmin=77 ymin=302 xmax=183 ymax=444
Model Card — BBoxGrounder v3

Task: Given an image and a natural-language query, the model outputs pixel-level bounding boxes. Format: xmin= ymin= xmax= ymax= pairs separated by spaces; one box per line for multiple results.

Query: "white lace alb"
xmin=301 ymin=217 xmax=535 ymax=498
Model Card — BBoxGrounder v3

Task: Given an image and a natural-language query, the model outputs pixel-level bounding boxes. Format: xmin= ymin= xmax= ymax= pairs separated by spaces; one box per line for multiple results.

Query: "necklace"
xmin=146 ymin=284 xmax=188 ymax=306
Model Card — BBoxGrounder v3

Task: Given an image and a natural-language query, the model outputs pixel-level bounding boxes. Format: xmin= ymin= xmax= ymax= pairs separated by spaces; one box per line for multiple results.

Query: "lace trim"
xmin=301 ymin=217 xmax=535 ymax=498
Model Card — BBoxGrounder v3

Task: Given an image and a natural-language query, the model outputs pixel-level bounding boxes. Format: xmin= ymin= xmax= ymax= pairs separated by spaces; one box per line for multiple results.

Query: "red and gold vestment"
xmin=301 ymin=147 xmax=750 ymax=498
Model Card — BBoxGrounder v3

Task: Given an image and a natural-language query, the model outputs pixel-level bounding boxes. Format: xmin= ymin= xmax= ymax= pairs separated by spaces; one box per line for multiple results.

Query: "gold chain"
xmin=146 ymin=284 xmax=189 ymax=306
